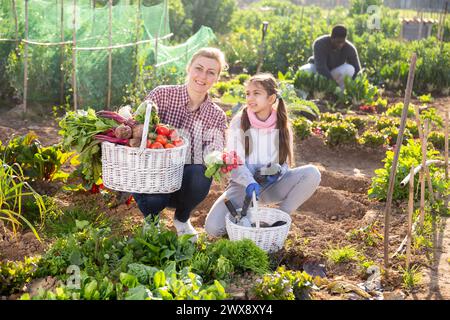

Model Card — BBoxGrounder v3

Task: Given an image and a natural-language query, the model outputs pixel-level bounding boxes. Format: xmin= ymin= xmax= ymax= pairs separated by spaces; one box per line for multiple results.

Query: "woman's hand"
xmin=245 ymin=183 xmax=261 ymax=199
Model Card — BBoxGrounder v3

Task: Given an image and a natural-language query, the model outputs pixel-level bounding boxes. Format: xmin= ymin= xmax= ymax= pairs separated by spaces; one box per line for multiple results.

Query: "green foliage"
xmin=182 ymin=0 xmax=237 ymax=34
xmin=349 ymin=0 xmax=383 ymax=16
xmin=420 ymin=108 xmax=443 ymax=128
xmin=0 ymin=132 xmax=74 ymax=182
xmin=253 ymin=266 xmax=317 ymax=300
xmin=324 ymin=121 xmax=358 ymax=146
xmin=324 ymin=245 xmax=359 ymax=265
xmin=294 ymin=70 xmax=339 ymax=100
xmin=418 ymin=94 xmax=432 ymax=104
xmin=0 ymin=159 xmax=44 ymax=239
xmin=358 ymin=130 xmax=386 ymax=148
xmin=347 ymin=222 xmax=383 ymax=247
xmin=344 ymin=115 xmax=367 ymax=130
xmin=0 ymin=256 xmax=41 ymax=295
xmin=428 ymin=131 xmax=448 ymax=150
xmin=58 ymin=108 xmax=117 ymax=187
xmin=385 ymin=102 xmax=415 ymax=118
xmin=368 ymin=139 xmax=441 ymax=201
xmin=380 ymin=126 xmax=412 ymax=146
xmin=338 ymin=74 xmax=379 ymax=107
xmin=292 ymin=118 xmax=312 ymax=140
xmin=399 ymin=264 xmax=422 ymax=291
xmin=191 ymin=239 xmax=269 ymax=283
xmin=320 ymin=112 xmax=343 ymax=123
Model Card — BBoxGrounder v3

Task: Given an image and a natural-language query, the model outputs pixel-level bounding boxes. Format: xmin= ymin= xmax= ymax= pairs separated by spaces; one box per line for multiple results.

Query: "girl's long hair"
xmin=240 ymin=73 xmax=294 ymax=166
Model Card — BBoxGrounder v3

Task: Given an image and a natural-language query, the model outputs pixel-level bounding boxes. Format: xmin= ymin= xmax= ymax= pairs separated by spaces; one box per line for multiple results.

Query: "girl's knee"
xmin=298 ymin=164 xmax=321 ymax=187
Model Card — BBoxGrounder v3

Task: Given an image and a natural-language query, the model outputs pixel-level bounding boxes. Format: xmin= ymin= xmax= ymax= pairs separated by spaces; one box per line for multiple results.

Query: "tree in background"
xmin=349 ymin=0 xmax=383 ymax=16
xmin=182 ymin=0 xmax=237 ymax=34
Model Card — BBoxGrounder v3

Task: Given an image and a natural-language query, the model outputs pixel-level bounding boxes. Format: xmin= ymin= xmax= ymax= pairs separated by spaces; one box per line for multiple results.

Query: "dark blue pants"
xmin=132 ymin=165 xmax=212 ymax=222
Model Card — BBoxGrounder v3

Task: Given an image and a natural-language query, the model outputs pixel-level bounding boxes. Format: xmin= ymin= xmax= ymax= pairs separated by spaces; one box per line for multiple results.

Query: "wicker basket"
xmin=225 ymin=193 xmax=291 ymax=252
xmin=101 ymin=101 xmax=189 ymax=194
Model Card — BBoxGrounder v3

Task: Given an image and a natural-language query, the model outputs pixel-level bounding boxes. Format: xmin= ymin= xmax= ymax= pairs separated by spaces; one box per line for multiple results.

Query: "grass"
xmin=324 ymin=245 xmax=359 ymax=265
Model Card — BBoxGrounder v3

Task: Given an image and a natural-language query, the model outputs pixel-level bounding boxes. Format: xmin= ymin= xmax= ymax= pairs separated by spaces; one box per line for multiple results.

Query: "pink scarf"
xmin=247 ymin=108 xmax=277 ymax=129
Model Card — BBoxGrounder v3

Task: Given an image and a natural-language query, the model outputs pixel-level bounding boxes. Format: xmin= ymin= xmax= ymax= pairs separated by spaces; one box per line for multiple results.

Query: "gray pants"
xmin=204 ymin=164 xmax=321 ymax=237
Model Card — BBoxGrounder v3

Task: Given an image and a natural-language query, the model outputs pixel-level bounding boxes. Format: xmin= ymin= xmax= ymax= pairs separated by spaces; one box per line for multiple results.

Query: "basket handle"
xmin=252 ymin=191 xmax=260 ymax=229
xmin=138 ymin=100 xmax=153 ymax=152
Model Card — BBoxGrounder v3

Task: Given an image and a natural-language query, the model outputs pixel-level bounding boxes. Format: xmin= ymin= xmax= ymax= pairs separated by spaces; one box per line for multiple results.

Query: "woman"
xmin=205 ymin=73 xmax=321 ymax=237
xmin=133 ymin=47 xmax=228 ymax=241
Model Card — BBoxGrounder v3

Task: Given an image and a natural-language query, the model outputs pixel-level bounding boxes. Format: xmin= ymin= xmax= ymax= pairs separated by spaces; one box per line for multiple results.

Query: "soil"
xmin=0 ymin=98 xmax=448 ymax=300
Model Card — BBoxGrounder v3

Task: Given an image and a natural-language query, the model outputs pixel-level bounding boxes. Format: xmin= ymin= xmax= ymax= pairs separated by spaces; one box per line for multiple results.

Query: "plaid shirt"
xmin=145 ymin=84 xmax=227 ymax=164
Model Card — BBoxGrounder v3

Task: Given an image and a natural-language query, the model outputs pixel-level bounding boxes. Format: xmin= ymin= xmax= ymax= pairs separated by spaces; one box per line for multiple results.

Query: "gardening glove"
xmin=245 ymin=183 xmax=261 ymax=200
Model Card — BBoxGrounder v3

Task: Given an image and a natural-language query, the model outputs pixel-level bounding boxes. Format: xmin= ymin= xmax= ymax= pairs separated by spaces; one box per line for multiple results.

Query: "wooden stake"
xmin=135 ymin=0 xmax=141 ymax=90
xmin=155 ymin=31 xmax=159 ymax=68
xmin=414 ymin=105 xmax=427 ymax=226
xmin=406 ymin=165 xmax=415 ymax=270
xmin=23 ymin=0 xmax=29 ymax=116
xmin=445 ymin=111 xmax=449 ymax=181
xmin=384 ymin=53 xmax=417 ymax=269
xmin=72 ymin=0 xmax=77 ymax=110
xmin=107 ymin=0 xmax=113 ymax=110
xmin=60 ymin=0 xmax=65 ymax=105
xmin=423 ymin=120 xmax=435 ymax=204
xmin=12 ymin=0 xmax=19 ymax=50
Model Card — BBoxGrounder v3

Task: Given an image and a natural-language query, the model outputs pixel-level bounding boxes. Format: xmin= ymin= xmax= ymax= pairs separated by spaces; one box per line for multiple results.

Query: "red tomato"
xmin=156 ymin=125 xmax=170 ymax=136
xmin=146 ymin=140 xmax=153 ymax=148
xmin=150 ymin=142 xmax=164 ymax=149
xmin=169 ymin=129 xmax=179 ymax=141
xmin=155 ymin=135 xmax=168 ymax=145
xmin=227 ymin=165 xmax=234 ymax=171
xmin=164 ymin=143 xmax=175 ymax=149
xmin=220 ymin=167 xmax=228 ymax=173
xmin=173 ymin=139 xmax=184 ymax=147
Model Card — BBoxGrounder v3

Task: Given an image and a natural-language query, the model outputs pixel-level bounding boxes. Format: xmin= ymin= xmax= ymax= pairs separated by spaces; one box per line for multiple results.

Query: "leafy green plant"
xmin=399 ymin=264 xmax=422 ymax=291
xmin=385 ymin=102 xmax=415 ymax=118
xmin=58 ymin=108 xmax=117 ymax=187
xmin=347 ymin=222 xmax=384 ymax=247
xmin=0 ymin=132 xmax=74 ymax=182
xmin=324 ymin=121 xmax=357 ymax=146
xmin=358 ymin=130 xmax=386 ymax=148
xmin=418 ymin=94 xmax=432 ymax=103
xmin=324 ymin=245 xmax=359 ymax=265
xmin=428 ymin=131 xmax=448 ymax=150
xmin=338 ymin=74 xmax=378 ymax=107
xmin=368 ymin=139 xmax=441 ymax=201
xmin=0 ymin=160 xmax=45 ymax=238
xmin=0 ymin=256 xmax=41 ymax=295
xmin=344 ymin=115 xmax=367 ymax=130
xmin=253 ymin=266 xmax=317 ymax=300
xmin=420 ymin=108 xmax=444 ymax=128
xmin=320 ymin=112 xmax=343 ymax=123
xmin=191 ymin=238 xmax=269 ymax=284
xmin=380 ymin=126 xmax=412 ymax=146
xmin=292 ymin=118 xmax=312 ymax=140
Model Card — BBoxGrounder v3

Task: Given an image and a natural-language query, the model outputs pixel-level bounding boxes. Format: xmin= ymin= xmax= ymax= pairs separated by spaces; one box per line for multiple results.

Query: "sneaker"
xmin=173 ymin=218 xmax=198 ymax=242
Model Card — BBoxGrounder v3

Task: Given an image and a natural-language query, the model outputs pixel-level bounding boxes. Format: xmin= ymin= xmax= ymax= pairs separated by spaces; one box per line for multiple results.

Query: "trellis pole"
xmin=23 ymin=0 xmax=29 ymax=115
xmin=135 ymin=0 xmax=141 ymax=90
xmin=60 ymin=0 xmax=65 ymax=105
xmin=107 ymin=0 xmax=113 ymax=110
xmin=72 ymin=0 xmax=77 ymax=110
xmin=445 ymin=111 xmax=449 ymax=181
xmin=383 ymin=53 xmax=417 ymax=269
xmin=12 ymin=0 xmax=19 ymax=50
xmin=406 ymin=165 xmax=415 ymax=270
xmin=414 ymin=104 xmax=427 ymax=226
